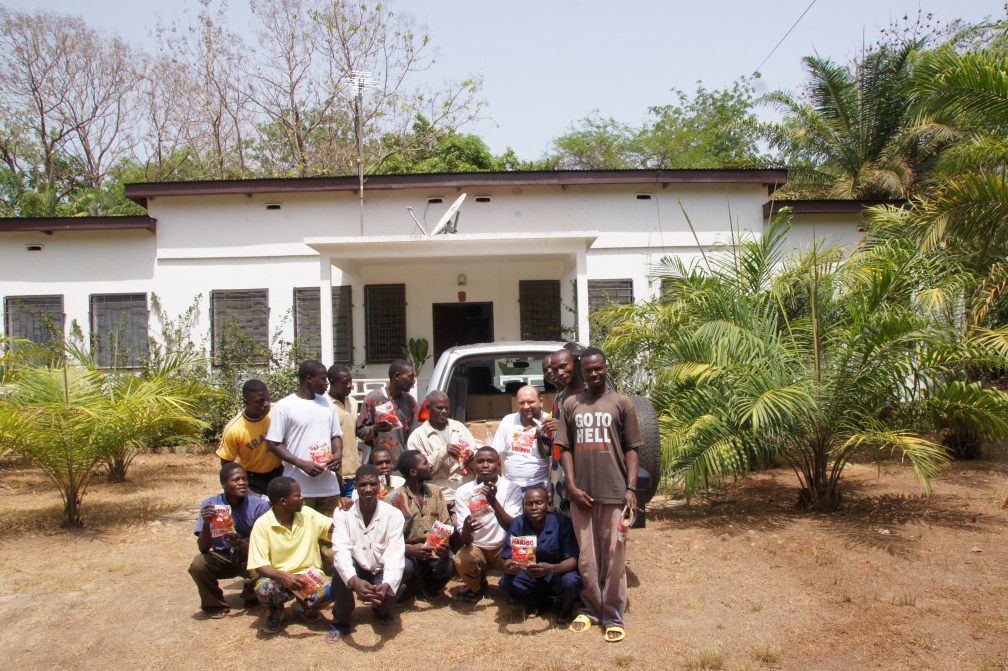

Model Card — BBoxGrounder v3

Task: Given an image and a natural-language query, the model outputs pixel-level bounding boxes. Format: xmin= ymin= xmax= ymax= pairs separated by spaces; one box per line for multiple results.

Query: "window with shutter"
xmin=518 ymin=280 xmax=561 ymax=341
xmin=4 ymin=295 xmax=64 ymax=349
xmin=332 ymin=285 xmax=353 ymax=363
xmin=90 ymin=293 xmax=149 ymax=368
xmin=364 ymin=284 xmax=405 ymax=362
xmin=588 ymin=279 xmax=634 ymax=314
xmin=210 ymin=289 xmax=269 ymax=366
xmin=293 ymin=287 xmax=321 ymax=359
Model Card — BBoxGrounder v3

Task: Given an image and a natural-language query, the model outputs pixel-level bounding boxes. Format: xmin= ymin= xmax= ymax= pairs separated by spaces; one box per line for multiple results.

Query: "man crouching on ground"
xmin=328 ymin=464 xmax=406 ymax=643
xmin=247 ymin=476 xmax=335 ymax=634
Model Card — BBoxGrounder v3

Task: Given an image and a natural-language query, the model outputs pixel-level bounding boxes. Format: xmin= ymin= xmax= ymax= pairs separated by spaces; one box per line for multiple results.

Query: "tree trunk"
xmin=941 ymin=425 xmax=982 ymax=460
xmin=62 ymin=487 xmax=84 ymax=528
xmin=106 ymin=455 xmax=129 ymax=482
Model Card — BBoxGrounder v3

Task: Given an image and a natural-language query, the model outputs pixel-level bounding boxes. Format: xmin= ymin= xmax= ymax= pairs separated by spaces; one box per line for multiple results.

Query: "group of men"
xmin=188 ymin=345 xmax=643 ymax=644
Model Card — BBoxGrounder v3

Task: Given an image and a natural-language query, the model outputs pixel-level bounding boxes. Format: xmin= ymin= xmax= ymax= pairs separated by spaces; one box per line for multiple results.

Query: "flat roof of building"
xmin=123 ymin=168 xmax=789 ymax=207
xmin=0 ymin=215 xmax=157 ymax=233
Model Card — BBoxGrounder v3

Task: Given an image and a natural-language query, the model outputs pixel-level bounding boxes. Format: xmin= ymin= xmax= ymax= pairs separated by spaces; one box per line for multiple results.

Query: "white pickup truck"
xmin=425 ymin=341 xmax=661 ymax=518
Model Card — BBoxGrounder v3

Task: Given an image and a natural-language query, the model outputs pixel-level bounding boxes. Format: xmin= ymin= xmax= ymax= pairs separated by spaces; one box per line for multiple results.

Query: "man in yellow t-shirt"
xmin=217 ymin=379 xmax=281 ymax=495
xmin=327 ymin=364 xmax=361 ymax=497
xmin=248 ymin=476 xmax=334 ymax=634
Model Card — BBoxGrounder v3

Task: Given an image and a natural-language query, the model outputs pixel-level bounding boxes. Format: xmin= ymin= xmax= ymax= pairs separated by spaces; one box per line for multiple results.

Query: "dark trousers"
xmin=501 ymin=570 xmax=582 ymax=614
xmin=247 ymin=465 xmax=284 ymax=496
xmin=188 ymin=552 xmax=254 ymax=610
xmin=332 ymin=564 xmax=394 ymax=626
xmin=402 ymin=554 xmax=454 ymax=596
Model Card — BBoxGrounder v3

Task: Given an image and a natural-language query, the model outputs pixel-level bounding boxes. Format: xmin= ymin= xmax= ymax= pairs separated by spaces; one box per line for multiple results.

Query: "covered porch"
xmin=304 ymin=231 xmax=598 ymax=385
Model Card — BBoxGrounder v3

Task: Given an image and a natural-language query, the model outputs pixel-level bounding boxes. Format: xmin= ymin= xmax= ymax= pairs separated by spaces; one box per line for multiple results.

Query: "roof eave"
xmin=0 ymin=215 xmax=157 ymax=233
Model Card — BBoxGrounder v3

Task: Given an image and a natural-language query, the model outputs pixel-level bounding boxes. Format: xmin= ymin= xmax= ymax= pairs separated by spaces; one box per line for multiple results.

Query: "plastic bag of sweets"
xmin=209 ymin=504 xmax=235 ymax=538
xmin=510 ymin=536 xmax=537 ymax=565
xmin=292 ymin=567 xmax=328 ymax=602
xmin=309 ymin=442 xmax=333 ymax=465
xmin=466 ymin=491 xmax=492 ymax=518
xmin=375 ymin=400 xmax=403 ymax=430
xmin=425 ymin=520 xmax=453 ymax=549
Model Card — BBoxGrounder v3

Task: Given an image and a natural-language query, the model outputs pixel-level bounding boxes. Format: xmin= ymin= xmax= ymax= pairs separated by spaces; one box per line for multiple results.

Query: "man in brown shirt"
xmin=554 ymin=347 xmax=642 ymax=643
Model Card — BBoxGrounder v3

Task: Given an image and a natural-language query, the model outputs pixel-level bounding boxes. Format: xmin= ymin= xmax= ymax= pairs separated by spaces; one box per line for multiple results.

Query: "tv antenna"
xmin=347 ymin=70 xmax=377 ymax=235
xmin=406 ymin=193 xmax=466 ymax=237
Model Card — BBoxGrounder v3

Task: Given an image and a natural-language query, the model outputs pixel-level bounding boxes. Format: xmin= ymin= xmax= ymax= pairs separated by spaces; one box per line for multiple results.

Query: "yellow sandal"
xmin=605 ymin=625 xmax=626 ymax=643
xmin=568 ymin=613 xmax=593 ymax=633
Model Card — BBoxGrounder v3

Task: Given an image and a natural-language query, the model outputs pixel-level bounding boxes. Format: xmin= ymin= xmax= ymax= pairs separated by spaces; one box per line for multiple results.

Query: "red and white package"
xmin=425 ymin=520 xmax=453 ymax=548
xmin=466 ymin=491 xmax=492 ymax=518
xmin=309 ymin=442 xmax=333 ymax=466
xmin=452 ymin=430 xmax=474 ymax=473
xmin=375 ymin=400 xmax=403 ymax=430
xmin=511 ymin=427 xmax=537 ymax=455
xmin=292 ymin=567 xmax=328 ymax=601
xmin=210 ymin=504 xmax=235 ymax=538
xmin=510 ymin=535 xmax=537 ymax=565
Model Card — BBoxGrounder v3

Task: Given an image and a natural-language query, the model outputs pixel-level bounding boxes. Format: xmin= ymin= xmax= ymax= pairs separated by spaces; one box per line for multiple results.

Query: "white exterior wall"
xmin=0 ymin=181 xmax=865 ymax=383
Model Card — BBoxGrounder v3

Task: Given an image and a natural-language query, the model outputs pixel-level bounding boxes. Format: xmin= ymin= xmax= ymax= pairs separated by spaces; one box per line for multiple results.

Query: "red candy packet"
xmin=210 ymin=504 xmax=235 ymax=538
xmin=466 ymin=491 xmax=492 ymax=518
xmin=425 ymin=520 xmax=453 ymax=548
xmin=292 ymin=567 xmax=327 ymax=601
xmin=375 ymin=400 xmax=403 ymax=430
xmin=309 ymin=442 xmax=333 ymax=465
xmin=511 ymin=535 xmax=537 ymax=565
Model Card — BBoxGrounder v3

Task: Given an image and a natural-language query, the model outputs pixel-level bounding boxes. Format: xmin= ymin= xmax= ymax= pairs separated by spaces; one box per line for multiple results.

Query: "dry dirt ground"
xmin=1 ymin=452 xmax=1007 ymax=671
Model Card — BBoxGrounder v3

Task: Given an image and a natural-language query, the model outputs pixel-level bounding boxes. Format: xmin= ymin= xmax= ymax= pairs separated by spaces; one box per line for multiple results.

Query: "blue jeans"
xmin=501 ymin=569 xmax=582 ymax=614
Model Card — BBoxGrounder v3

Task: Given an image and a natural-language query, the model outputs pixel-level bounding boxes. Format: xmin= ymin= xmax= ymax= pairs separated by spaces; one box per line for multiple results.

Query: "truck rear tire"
xmin=629 ymin=395 xmax=661 ymax=503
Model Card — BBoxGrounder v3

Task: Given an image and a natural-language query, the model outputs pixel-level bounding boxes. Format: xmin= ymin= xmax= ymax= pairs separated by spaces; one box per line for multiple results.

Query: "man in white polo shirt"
xmin=266 ymin=359 xmax=344 ymax=571
xmin=492 ymin=385 xmax=551 ymax=489
xmin=452 ymin=446 xmax=523 ymax=602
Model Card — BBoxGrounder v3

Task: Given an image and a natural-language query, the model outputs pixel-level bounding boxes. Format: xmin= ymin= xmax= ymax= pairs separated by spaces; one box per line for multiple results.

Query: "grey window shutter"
xmin=4 ymin=295 xmax=65 ymax=349
xmin=211 ymin=289 xmax=269 ymax=366
xmin=364 ymin=284 xmax=405 ymax=362
xmin=518 ymin=280 xmax=561 ymax=341
xmin=90 ymin=293 xmax=149 ymax=368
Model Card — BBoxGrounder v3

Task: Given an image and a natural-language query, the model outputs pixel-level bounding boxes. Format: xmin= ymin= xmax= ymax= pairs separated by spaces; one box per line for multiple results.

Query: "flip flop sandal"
xmin=205 ymin=607 xmax=230 ymax=619
xmin=524 ymin=605 xmax=544 ymax=620
xmin=460 ymin=589 xmax=484 ymax=604
xmin=262 ymin=613 xmax=284 ymax=635
xmin=605 ymin=625 xmax=626 ymax=643
xmin=325 ymin=625 xmax=350 ymax=643
xmin=374 ymin=612 xmax=394 ymax=625
xmin=568 ymin=613 xmax=593 ymax=633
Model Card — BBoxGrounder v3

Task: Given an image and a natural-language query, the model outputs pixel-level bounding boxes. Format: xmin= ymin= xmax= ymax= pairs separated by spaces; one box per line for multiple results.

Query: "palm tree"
xmin=0 ymin=348 xmax=210 ymax=527
xmin=598 ymin=214 xmax=1008 ymax=510
xmin=758 ymin=40 xmax=941 ymax=199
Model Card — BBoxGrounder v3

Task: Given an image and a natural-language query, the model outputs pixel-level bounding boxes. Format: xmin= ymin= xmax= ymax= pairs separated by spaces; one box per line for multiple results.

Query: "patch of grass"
xmin=750 ymin=640 xmax=781 ymax=665
xmin=892 ymin=592 xmax=917 ymax=607
xmin=684 ymin=647 xmax=724 ymax=670
xmin=748 ymin=599 xmax=763 ymax=612
xmin=612 ymin=652 xmax=634 ymax=668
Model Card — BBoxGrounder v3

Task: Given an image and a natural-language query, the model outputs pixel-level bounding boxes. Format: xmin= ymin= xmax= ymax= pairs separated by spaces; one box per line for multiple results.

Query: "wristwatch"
xmin=625 ymin=484 xmax=638 ymax=492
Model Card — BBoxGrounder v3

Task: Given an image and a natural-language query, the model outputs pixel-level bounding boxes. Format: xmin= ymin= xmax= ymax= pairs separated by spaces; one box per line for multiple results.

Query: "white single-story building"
xmin=0 ymin=169 xmax=891 ymax=389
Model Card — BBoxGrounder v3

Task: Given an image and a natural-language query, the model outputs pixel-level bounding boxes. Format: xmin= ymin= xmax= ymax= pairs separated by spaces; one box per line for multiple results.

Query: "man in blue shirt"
xmin=188 ymin=462 xmax=271 ymax=617
xmin=501 ymin=485 xmax=582 ymax=622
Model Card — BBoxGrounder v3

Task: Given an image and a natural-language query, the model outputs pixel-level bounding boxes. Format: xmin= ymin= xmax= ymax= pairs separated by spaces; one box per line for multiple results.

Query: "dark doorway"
xmin=432 ymin=302 xmax=494 ymax=357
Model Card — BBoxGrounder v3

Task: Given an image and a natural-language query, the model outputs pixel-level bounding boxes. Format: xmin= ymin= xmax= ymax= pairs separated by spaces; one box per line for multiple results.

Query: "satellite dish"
xmin=406 ymin=206 xmax=428 ymax=235
xmin=429 ymin=193 xmax=466 ymax=235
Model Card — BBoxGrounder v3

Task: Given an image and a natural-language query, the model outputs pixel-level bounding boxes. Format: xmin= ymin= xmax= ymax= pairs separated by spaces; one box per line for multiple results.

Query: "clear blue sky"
xmin=7 ymin=0 xmax=1002 ymax=158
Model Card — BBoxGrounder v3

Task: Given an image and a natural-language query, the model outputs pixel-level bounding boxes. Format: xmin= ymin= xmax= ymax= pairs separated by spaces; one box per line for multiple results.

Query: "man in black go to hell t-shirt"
xmin=553 ymin=347 xmax=642 ymax=644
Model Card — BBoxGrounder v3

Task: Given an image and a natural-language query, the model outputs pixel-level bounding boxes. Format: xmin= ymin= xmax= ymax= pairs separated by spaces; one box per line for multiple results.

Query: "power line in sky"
xmin=753 ymin=0 xmax=819 ymax=74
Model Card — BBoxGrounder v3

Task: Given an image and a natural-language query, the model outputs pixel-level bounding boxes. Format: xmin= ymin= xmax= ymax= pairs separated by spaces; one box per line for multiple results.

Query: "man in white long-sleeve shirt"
xmin=329 ymin=464 xmax=406 ymax=642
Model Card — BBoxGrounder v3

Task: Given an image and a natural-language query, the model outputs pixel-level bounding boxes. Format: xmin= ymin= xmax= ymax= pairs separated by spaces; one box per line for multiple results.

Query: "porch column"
xmin=575 ymin=247 xmax=590 ymax=344
xmin=343 ymin=268 xmax=366 ymax=367
xmin=319 ymin=254 xmax=334 ymax=361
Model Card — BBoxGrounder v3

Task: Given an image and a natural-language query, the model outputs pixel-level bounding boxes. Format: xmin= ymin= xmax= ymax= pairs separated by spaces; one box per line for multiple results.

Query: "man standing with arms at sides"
xmin=217 ymin=379 xmax=281 ymax=496
xmin=388 ymin=450 xmax=455 ymax=599
xmin=407 ymin=390 xmax=477 ymax=516
xmin=357 ymin=359 xmax=417 ymax=464
xmin=492 ymin=385 xmax=551 ymax=490
xmin=327 ymin=364 xmax=361 ymax=498
xmin=329 ymin=464 xmax=405 ymax=642
xmin=266 ymin=360 xmax=343 ymax=571
xmin=555 ymin=347 xmax=642 ymax=644
xmin=539 ymin=348 xmax=587 ymax=515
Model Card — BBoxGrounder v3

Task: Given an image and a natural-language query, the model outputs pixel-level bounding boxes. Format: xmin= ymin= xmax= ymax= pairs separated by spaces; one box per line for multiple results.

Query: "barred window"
xmin=364 ymin=284 xmax=405 ymax=362
xmin=211 ymin=289 xmax=269 ymax=366
xmin=294 ymin=286 xmax=353 ymax=363
xmin=588 ymin=279 xmax=634 ymax=314
xmin=90 ymin=293 xmax=148 ymax=368
xmin=519 ymin=280 xmax=561 ymax=341
xmin=4 ymin=295 xmax=64 ymax=349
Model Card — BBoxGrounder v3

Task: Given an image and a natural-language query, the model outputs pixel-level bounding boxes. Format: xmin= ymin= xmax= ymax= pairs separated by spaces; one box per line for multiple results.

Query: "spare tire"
xmin=629 ymin=395 xmax=661 ymax=503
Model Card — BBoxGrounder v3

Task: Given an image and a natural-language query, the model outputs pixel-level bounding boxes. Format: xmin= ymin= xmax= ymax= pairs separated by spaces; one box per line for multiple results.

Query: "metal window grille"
xmin=293 ymin=287 xmax=353 ymax=363
xmin=4 ymin=295 xmax=64 ymax=348
xmin=90 ymin=293 xmax=149 ymax=369
xmin=333 ymin=285 xmax=353 ymax=363
xmin=293 ymin=288 xmax=322 ymax=359
xmin=519 ymin=280 xmax=561 ymax=341
xmin=588 ymin=279 xmax=634 ymax=314
xmin=364 ymin=284 xmax=405 ymax=362
xmin=210 ymin=289 xmax=269 ymax=366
